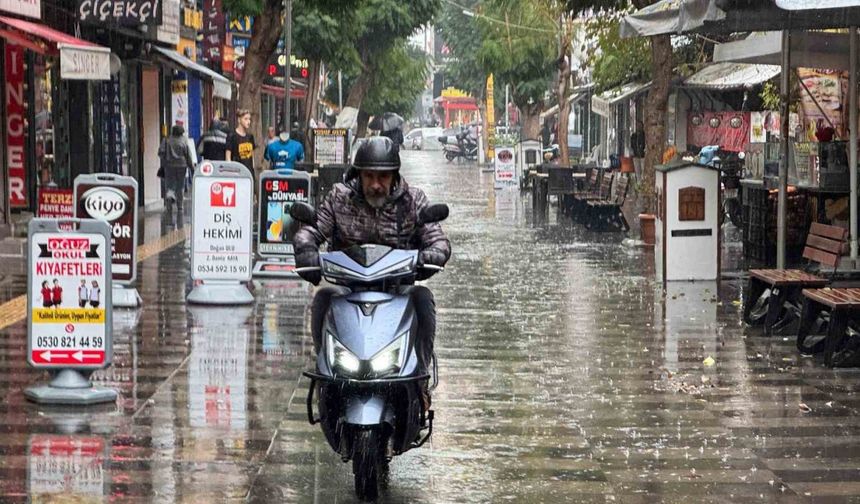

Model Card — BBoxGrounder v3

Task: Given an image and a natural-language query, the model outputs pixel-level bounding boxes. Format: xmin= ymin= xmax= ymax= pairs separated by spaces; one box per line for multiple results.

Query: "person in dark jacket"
xmin=294 ymin=137 xmax=450 ymax=401
xmin=159 ymin=125 xmax=194 ymax=214
xmin=198 ymin=119 xmax=228 ymax=161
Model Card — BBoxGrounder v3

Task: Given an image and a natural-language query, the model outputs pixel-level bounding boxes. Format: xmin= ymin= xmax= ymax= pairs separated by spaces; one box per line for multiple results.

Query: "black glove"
xmin=417 ymin=248 xmax=446 ymax=281
xmin=419 ymin=248 xmax=447 ymax=268
xmin=295 ymin=248 xmax=321 ymax=285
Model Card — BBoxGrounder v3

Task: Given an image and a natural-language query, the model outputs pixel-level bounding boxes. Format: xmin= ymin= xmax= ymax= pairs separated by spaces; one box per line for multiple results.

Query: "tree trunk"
xmin=521 ymin=102 xmax=542 ymax=141
xmin=345 ymin=70 xmax=373 ymax=109
xmin=355 ymin=109 xmax=370 ymax=139
xmin=303 ymin=59 xmax=322 ymax=129
xmin=641 ymin=34 xmax=672 ymax=213
xmin=556 ymin=20 xmax=572 ymax=163
xmin=236 ymin=0 xmax=283 ymax=165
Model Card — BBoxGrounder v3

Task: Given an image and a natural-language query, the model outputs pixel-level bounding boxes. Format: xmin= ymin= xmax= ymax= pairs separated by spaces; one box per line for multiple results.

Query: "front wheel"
xmin=445 ymin=151 xmax=457 ymax=162
xmin=353 ymin=429 xmax=384 ymax=502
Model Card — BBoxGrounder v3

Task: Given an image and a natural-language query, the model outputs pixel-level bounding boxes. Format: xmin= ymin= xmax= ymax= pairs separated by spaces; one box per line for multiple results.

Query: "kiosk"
xmin=655 ymin=161 xmax=721 ymax=282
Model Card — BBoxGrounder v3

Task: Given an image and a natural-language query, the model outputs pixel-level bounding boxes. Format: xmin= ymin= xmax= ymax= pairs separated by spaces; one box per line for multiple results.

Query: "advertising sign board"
xmin=28 ymin=219 xmax=112 ymax=369
xmin=76 ymin=0 xmax=162 ymax=25
xmin=312 ymin=128 xmax=350 ymax=166
xmin=494 ymin=147 xmax=516 ymax=188
xmin=191 ymin=162 xmax=253 ymax=282
xmin=257 ymin=171 xmax=311 ymax=257
xmin=28 ymin=435 xmax=105 ymax=497
xmin=6 ymin=43 xmax=27 ymax=208
xmin=37 ymin=188 xmax=74 ymax=219
xmin=74 ymin=174 xmax=138 ymax=284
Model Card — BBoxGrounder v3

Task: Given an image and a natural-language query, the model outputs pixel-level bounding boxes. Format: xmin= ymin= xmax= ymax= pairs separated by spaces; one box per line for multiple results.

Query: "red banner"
xmin=687 ymin=111 xmax=750 ymax=153
xmin=202 ymin=0 xmax=225 ymax=65
xmin=37 ymin=188 xmax=74 ymax=219
xmin=5 ymin=43 xmax=27 ymax=208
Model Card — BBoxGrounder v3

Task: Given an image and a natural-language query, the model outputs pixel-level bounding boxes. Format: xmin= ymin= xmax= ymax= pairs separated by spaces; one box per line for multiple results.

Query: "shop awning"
xmin=777 ymin=0 xmax=860 ymax=9
xmin=540 ymin=91 xmax=589 ymax=121
xmin=681 ymin=62 xmax=780 ymax=90
xmin=152 ymin=46 xmax=233 ymax=100
xmin=590 ymin=82 xmax=651 ymax=118
xmin=0 ymin=16 xmax=111 ymax=80
xmin=713 ymin=31 xmax=852 ymax=70
xmin=261 ymin=83 xmax=308 ymax=99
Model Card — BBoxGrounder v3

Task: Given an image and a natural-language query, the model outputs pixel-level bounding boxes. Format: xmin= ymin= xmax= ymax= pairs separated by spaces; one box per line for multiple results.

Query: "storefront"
xmin=0 ymin=11 xmax=112 ymax=222
xmin=434 ymin=88 xmax=479 ymax=128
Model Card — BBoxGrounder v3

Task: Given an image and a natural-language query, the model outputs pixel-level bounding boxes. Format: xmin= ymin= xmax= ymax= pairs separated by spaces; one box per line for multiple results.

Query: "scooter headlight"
xmin=370 ymin=332 xmax=407 ymax=375
xmin=327 ymin=333 xmax=360 ymax=374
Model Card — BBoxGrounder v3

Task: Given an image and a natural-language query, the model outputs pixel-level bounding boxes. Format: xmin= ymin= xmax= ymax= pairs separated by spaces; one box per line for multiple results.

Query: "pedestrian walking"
xmin=51 ymin=279 xmax=62 ymax=308
xmin=78 ymin=279 xmax=89 ymax=308
xmin=158 ymin=125 xmax=194 ymax=215
xmin=198 ymin=119 xmax=228 ymax=161
xmin=89 ymin=280 xmax=101 ymax=308
xmin=226 ymin=109 xmax=256 ymax=176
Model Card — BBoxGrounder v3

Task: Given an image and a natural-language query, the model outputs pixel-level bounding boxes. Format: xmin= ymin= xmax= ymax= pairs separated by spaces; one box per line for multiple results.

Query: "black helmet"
xmin=352 ymin=136 xmax=400 ymax=171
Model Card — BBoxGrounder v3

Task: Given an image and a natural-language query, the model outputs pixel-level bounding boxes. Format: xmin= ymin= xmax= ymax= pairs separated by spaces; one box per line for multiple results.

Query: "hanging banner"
xmin=6 ymin=43 xmax=26 ymax=208
xmin=486 ymin=74 xmax=496 ymax=161
xmin=797 ymin=68 xmax=847 ymax=141
xmin=95 ymin=75 xmax=123 ymax=173
xmin=28 ymin=219 xmax=112 ymax=369
xmin=686 ymin=111 xmax=750 ymax=152
xmin=171 ymin=79 xmax=188 ymax=128
xmin=202 ymin=0 xmax=224 ymax=65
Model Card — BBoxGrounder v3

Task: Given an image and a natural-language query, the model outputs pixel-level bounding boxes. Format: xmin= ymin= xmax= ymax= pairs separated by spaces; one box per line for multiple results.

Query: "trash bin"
xmin=655 ymin=160 xmax=721 ymax=282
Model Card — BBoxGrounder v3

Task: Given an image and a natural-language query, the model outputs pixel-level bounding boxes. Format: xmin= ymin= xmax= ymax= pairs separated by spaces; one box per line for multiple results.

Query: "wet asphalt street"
xmin=2 ymin=150 xmax=860 ymax=503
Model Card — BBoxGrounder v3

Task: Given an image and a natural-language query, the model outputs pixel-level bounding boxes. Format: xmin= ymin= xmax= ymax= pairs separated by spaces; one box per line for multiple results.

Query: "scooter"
xmin=290 ymin=202 xmax=448 ymax=502
xmin=440 ymin=131 xmax=478 ymax=162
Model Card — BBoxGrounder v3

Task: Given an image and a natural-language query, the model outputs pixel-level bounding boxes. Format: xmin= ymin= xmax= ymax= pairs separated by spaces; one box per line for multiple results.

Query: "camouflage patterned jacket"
xmin=293 ymin=175 xmax=450 ymax=263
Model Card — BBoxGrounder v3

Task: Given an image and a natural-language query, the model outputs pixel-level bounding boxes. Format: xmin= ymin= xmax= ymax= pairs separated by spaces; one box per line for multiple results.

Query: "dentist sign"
xmin=191 ymin=161 xmax=253 ymax=282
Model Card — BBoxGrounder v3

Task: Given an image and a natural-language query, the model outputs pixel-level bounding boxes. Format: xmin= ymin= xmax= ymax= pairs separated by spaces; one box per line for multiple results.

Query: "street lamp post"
xmin=283 ymin=0 xmax=292 ymax=133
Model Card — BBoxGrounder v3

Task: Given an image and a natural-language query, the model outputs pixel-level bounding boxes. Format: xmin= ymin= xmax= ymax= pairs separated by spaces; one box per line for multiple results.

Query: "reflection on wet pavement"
xmin=0 ymin=152 xmax=859 ymax=502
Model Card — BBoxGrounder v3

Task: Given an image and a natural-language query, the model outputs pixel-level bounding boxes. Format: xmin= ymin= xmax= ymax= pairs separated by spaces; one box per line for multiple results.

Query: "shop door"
xmin=142 ymin=68 xmax=161 ymax=208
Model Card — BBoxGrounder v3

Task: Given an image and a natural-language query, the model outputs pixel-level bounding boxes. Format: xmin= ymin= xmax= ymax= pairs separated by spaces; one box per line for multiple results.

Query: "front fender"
xmin=345 ymin=394 xmax=394 ymax=426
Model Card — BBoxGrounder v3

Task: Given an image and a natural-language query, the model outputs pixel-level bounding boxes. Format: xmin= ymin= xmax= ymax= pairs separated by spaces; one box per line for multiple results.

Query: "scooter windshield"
xmin=321 ymin=245 xmax=418 ymax=285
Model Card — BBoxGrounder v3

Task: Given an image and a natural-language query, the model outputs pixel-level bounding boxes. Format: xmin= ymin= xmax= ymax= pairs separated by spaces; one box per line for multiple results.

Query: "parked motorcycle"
xmin=699 ymin=145 xmax=744 ymax=228
xmin=290 ymin=202 xmax=449 ymax=502
xmin=439 ymin=130 xmax=478 ymax=162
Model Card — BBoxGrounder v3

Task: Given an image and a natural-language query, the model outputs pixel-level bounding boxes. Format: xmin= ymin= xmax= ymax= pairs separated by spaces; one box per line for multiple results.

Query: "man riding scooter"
xmin=293 ymin=136 xmax=451 ymax=407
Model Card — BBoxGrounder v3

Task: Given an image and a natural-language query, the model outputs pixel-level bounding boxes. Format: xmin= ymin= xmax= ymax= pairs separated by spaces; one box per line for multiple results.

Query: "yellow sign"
xmin=32 ymin=308 xmax=105 ymax=324
xmin=486 ymin=74 xmax=495 ymax=160
xmin=441 ymin=87 xmax=470 ymax=98
xmin=171 ymin=80 xmax=188 ymax=93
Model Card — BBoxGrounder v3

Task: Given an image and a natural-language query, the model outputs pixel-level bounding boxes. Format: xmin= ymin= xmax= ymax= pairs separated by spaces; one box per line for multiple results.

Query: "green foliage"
xmin=363 ymin=44 xmax=429 ymax=116
xmin=438 ymin=0 xmax=485 ymax=98
xmin=476 ymin=0 xmax=556 ymax=109
xmin=325 ymin=42 xmax=429 ymax=117
xmin=585 ymin=12 xmax=650 ymax=93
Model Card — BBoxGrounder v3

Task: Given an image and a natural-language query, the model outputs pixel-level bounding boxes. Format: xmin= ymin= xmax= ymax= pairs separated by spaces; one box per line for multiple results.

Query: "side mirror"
xmin=290 ymin=202 xmax=317 ymax=225
xmin=418 ymin=204 xmax=449 ymax=225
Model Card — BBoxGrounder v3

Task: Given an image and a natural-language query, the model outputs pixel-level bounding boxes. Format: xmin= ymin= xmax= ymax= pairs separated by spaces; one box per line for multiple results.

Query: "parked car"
xmin=404 ymin=127 xmax=445 ymax=150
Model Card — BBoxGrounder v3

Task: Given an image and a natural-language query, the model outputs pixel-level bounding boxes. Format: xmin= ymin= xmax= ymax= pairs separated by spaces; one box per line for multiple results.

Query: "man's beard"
xmin=366 ymin=195 xmax=386 ymax=208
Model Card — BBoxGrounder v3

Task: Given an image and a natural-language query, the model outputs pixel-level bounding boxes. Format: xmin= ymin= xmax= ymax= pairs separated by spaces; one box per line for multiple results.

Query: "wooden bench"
xmin=572 ymin=171 xmax=612 ymax=217
xmin=743 ymin=222 xmax=848 ymax=335
xmin=585 ymin=175 xmax=630 ymax=231
xmin=797 ymin=287 xmax=860 ymax=366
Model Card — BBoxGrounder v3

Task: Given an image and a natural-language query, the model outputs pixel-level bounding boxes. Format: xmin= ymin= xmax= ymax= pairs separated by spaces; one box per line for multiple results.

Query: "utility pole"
xmin=338 ymin=71 xmax=343 ymax=110
xmin=283 ymin=0 xmax=292 ymax=132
